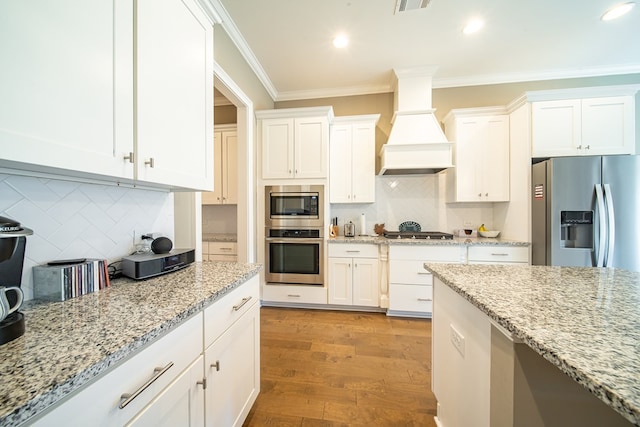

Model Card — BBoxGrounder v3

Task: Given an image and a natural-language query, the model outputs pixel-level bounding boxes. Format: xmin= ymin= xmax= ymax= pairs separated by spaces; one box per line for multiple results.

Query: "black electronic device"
xmin=121 ymin=249 xmax=195 ymax=280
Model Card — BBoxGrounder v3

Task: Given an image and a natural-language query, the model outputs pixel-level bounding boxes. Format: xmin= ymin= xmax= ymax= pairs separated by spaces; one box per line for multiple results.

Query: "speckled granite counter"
xmin=202 ymin=233 xmax=237 ymax=242
xmin=329 ymin=235 xmax=529 ymax=246
xmin=0 ymin=261 xmax=262 ymax=427
xmin=424 ymin=263 xmax=640 ymax=425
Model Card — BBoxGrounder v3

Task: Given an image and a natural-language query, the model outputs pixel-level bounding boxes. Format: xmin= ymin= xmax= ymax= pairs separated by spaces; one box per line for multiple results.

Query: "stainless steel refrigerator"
xmin=532 ymin=155 xmax=640 ymax=272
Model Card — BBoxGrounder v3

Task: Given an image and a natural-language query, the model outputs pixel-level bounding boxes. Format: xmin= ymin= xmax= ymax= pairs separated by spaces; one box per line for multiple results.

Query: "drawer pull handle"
xmin=417 ymin=272 xmax=430 ymax=275
xmin=220 ymin=247 xmax=233 ymax=251
xmin=491 ymin=253 xmax=509 ymax=256
xmin=346 ymin=250 xmax=361 ymax=253
xmin=233 ymin=296 xmax=252 ymax=311
xmin=287 ymin=294 xmax=301 ymax=298
xmin=211 ymin=361 xmax=220 ymax=371
xmin=417 ymin=298 xmax=432 ymax=302
xmin=119 ymin=362 xmax=174 ymax=409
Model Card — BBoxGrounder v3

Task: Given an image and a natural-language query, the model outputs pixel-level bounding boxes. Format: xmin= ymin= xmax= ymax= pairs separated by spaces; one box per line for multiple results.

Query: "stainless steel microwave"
xmin=265 ymin=185 xmax=324 ymax=228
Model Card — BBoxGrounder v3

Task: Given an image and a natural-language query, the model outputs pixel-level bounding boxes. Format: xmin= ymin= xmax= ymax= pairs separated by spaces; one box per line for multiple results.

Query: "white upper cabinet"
xmin=134 ymin=0 xmax=214 ymax=190
xmin=444 ymin=108 xmax=510 ymax=203
xmin=0 ymin=0 xmax=135 ymax=180
xmin=330 ymin=115 xmax=379 ymax=203
xmin=530 ymin=87 xmax=638 ymax=158
xmin=257 ymin=107 xmax=333 ymax=180
xmin=0 ymin=0 xmax=214 ymax=191
xmin=202 ymin=126 xmax=237 ymax=205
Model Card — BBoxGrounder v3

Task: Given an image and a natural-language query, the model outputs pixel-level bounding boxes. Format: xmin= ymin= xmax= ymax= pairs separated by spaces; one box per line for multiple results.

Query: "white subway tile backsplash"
xmin=0 ymin=175 xmax=174 ymax=300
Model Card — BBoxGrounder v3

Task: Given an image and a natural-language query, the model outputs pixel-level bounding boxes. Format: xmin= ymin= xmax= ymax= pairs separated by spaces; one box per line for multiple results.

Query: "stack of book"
xmin=33 ymin=259 xmax=111 ymax=301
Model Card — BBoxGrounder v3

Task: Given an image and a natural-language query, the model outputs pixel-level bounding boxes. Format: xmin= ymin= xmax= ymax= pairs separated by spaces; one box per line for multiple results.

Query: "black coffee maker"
xmin=0 ymin=215 xmax=32 ymax=345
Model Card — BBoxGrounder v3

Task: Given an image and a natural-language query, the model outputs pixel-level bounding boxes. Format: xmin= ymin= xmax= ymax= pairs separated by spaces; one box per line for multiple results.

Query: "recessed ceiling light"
xmin=463 ymin=18 xmax=484 ymax=35
xmin=333 ymin=34 xmax=349 ymax=48
xmin=601 ymin=2 xmax=635 ymax=20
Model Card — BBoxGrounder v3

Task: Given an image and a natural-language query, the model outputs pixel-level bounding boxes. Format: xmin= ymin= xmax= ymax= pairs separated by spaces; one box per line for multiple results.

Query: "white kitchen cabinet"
xmin=204 ymin=277 xmax=260 ymax=427
xmin=531 ymin=95 xmax=636 ymax=158
xmin=329 ymin=115 xmax=379 ymax=203
xmin=444 ymin=107 xmax=510 ymax=202
xmin=467 ymin=245 xmax=529 ymax=264
xmin=0 ymin=0 xmax=135 ymax=181
xmin=29 ymin=314 xmax=204 ymax=426
xmin=126 ymin=355 xmax=205 ymax=427
xmin=202 ymin=241 xmax=238 ymax=262
xmin=261 ymin=284 xmax=328 ymax=305
xmin=0 ymin=0 xmax=214 ymax=192
xmin=135 ymin=0 xmax=214 ymax=190
xmin=202 ymin=126 xmax=238 ymax=205
xmin=257 ymin=107 xmax=333 ymax=180
xmin=328 ymin=244 xmax=379 ymax=307
xmin=387 ymin=245 xmax=465 ymax=318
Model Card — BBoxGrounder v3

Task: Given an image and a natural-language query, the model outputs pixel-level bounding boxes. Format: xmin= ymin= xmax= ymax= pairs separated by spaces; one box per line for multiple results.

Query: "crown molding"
xmin=276 ymin=83 xmax=393 ymax=102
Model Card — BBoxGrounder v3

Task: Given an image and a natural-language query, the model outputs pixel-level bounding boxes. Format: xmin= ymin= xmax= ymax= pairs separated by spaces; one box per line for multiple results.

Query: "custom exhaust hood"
xmin=379 ymin=67 xmax=453 ymax=175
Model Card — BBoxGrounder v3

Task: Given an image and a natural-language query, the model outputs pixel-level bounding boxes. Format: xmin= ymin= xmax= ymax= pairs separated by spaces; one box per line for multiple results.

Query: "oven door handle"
xmin=265 ymin=237 xmax=323 ymax=244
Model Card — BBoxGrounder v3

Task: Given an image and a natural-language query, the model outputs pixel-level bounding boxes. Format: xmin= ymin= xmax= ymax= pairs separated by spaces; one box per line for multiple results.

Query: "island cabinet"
xmin=0 ymin=0 xmax=214 ymax=192
xmin=329 ymin=115 xmax=380 ymax=203
xmin=202 ymin=126 xmax=238 ymax=205
xmin=387 ymin=245 xmax=465 ymax=318
xmin=443 ymin=108 xmax=510 ymax=203
xmin=328 ymin=244 xmax=379 ymax=307
xmin=257 ymin=107 xmax=334 ymax=180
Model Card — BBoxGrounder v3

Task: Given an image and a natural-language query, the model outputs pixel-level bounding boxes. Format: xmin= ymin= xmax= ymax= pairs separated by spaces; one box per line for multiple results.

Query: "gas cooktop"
xmin=383 ymin=231 xmax=454 ymax=240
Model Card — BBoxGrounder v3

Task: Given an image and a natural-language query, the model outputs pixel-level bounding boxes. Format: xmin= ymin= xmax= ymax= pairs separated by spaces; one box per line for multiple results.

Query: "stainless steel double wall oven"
xmin=265 ymin=185 xmax=324 ymax=286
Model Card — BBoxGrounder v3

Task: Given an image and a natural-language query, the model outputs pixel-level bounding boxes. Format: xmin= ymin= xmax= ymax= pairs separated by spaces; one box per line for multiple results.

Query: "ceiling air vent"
xmin=395 ymin=0 xmax=431 ymax=13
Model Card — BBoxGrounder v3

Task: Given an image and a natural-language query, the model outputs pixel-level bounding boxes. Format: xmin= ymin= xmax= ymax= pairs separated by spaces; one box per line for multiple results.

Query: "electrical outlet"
xmin=450 ymin=325 xmax=465 ymax=357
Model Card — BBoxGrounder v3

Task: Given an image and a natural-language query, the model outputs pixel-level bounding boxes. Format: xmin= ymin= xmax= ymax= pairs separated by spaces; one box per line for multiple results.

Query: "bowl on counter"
xmin=478 ymin=230 xmax=500 ymax=238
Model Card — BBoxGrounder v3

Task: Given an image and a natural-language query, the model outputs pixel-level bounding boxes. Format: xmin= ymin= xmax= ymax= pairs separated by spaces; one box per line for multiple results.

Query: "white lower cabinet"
xmin=202 ymin=241 xmax=238 ymax=262
xmin=126 ymin=355 xmax=205 ymax=427
xmin=388 ymin=245 xmax=465 ymax=318
xmin=203 ymin=277 xmax=260 ymax=427
xmin=29 ymin=314 xmax=204 ymax=426
xmin=328 ymin=244 xmax=379 ymax=307
xmin=26 ymin=277 xmax=260 ymax=427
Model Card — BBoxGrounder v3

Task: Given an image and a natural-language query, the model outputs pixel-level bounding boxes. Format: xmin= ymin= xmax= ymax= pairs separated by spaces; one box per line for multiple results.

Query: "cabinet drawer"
xmin=204 ymin=275 xmax=259 ymax=348
xmin=262 ymin=283 xmax=327 ymax=305
xmin=389 ymin=260 xmax=433 ymax=285
xmin=208 ymin=242 xmax=237 ymax=255
xmin=467 ymin=246 xmax=529 ymax=263
xmin=389 ymin=245 xmax=464 ymax=262
xmin=207 ymin=254 xmax=238 ymax=262
xmin=389 ymin=284 xmax=433 ymax=313
xmin=30 ymin=314 xmax=203 ymax=426
xmin=328 ymin=243 xmax=378 ymax=258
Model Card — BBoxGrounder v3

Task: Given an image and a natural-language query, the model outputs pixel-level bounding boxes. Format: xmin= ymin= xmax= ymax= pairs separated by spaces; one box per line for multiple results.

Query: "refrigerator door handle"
xmin=595 ymin=184 xmax=607 ymax=267
xmin=603 ymin=183 xmax=616 ymax=268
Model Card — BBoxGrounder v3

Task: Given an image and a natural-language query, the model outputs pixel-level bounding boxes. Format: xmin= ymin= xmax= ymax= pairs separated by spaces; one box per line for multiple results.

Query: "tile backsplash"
xmin=0 ymin=174 xmax=174 ymax=300
xmin=330 ymin=174 xmax=494 ymax=235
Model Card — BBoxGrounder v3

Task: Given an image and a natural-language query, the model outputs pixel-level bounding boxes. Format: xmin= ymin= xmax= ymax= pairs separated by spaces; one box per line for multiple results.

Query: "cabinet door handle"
xmin=123 ymin=152 xmax=135 ymax=163
xmin=211 ymin=361 xmax=220 ymax=371
xmin=417 ymin=298 xmax=432 ymax=302
xmin=233 ymin=296 xmax=252 ymax=311
xmin=119 ymin=362 xmax=174 ymax=409
xmin=577 ymin=145 xmax=583 ymax=150
xmin=145 ymin=158 xmax=155 ymax=168
xmin=197 ymin=378 xmax=207 ymax=389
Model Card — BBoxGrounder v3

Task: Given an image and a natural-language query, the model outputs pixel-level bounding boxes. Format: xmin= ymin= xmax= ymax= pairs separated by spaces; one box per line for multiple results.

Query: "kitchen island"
xmin=0 ymin=261 xmax=262 ymax=426
xmin=425 ymin=263 xmax=640 ymax=426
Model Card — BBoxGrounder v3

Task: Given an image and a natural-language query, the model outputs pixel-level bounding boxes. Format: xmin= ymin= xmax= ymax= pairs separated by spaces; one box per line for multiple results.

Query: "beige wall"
xmin=214 ymin=105 xmax=237 ymax=124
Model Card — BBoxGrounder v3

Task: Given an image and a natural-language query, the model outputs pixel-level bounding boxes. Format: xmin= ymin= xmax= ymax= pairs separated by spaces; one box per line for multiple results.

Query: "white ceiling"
xmin=214 ymin=0 xmax=640 ymax=101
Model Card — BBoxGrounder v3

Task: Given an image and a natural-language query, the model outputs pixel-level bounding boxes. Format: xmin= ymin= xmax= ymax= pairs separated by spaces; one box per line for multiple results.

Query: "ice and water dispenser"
xmin=560 ymin=211 xmax=593 ymax=249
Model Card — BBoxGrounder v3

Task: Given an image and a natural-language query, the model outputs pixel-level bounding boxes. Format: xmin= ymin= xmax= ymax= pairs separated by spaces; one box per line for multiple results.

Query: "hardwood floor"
xmin=243 ymin=307 xmax=437 ymax=426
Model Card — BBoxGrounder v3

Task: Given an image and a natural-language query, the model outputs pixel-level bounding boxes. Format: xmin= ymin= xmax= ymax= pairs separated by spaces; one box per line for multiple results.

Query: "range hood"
xmin=379 ymin=67 xmax=453 ymax=175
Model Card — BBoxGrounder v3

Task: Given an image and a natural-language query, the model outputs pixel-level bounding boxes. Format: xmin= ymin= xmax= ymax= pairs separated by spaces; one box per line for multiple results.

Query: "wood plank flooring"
xmin=243 ymin=307 xmax=437 ymax=426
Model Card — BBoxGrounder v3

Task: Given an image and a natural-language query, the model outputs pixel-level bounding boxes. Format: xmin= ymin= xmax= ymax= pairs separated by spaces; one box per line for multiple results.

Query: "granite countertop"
xmin=0 ymin=261 xmax=262 ymax=427
xmin=202 ymin=233 xmax=237 ymax=242
xmin=424 ymin=263 xmax=640 ymax=425
xmin=329 ymin=235 xmax=529 ymax=246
